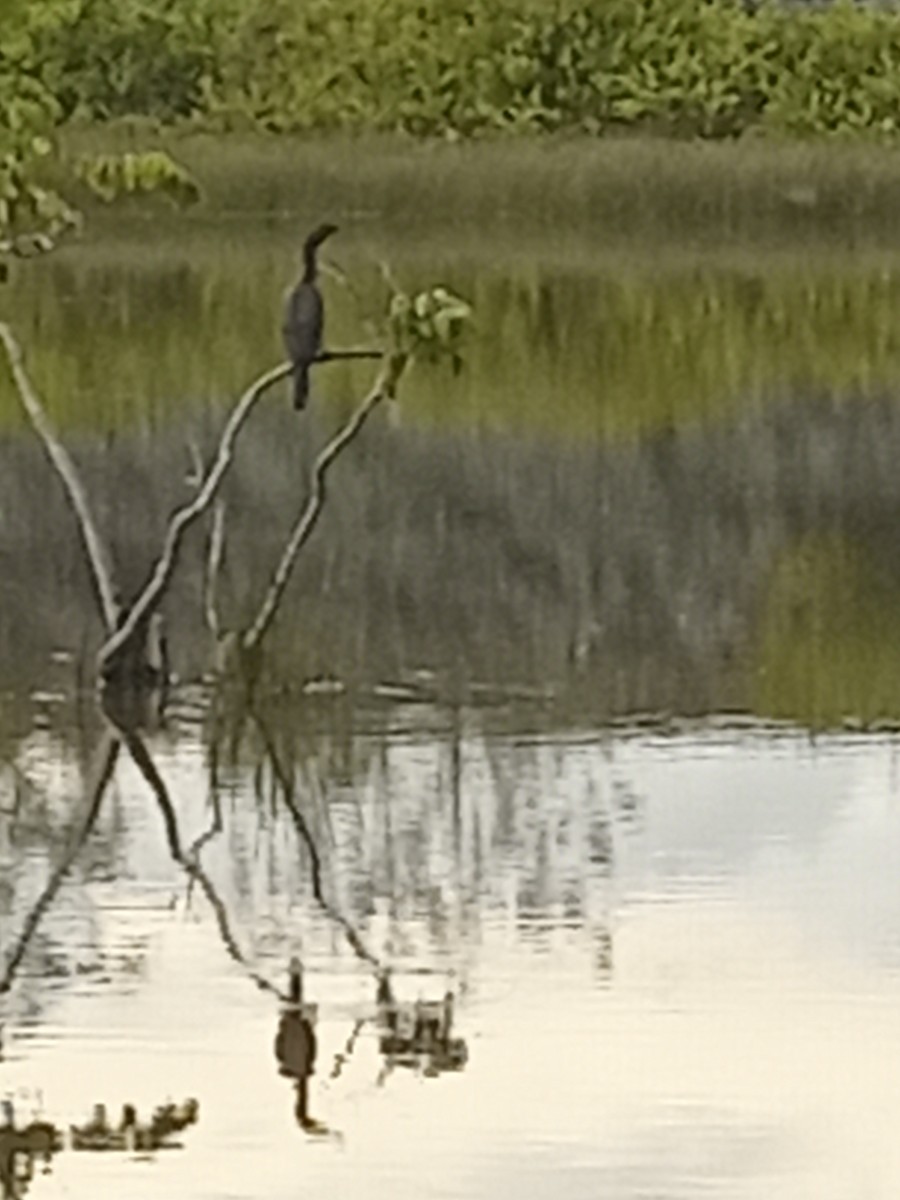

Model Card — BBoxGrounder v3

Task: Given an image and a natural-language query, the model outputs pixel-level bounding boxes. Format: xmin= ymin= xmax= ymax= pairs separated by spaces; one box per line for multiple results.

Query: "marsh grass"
xmin=54 ymin=130 xmax=900 ymax=250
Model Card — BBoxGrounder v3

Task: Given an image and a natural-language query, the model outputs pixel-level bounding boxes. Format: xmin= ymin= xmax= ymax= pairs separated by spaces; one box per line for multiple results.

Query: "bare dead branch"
xmin=185 ymin=438 xmax=204 ymax=488
xmin=0 ymin=324 xmax=119 ymax=633
xmin=189 ymin=780 xmax=224 ymax=861
xmin=98 ymin=360 xmax=290 ymax=671
xmin=316 ymin=349 xmax=382 ymax=363
xmin=329 ymin=1018 xmax=366 ymax=1080
xmin=204 ymin=500 xmax=227 ymax=641
xmin=0 ymin=731 xmax=120 ymax=995
xmin=242 ymin=362 xmax=392 ymax=653
xmin=100 ymin=348 xmax=381 ymax=673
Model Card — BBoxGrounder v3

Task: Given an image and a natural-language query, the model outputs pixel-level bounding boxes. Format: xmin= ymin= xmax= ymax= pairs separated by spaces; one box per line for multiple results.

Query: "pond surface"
xmin=4 ymin=709 xmax=900 ymax=1199
xmin=3 ymin=175 xmax=900 ymax=1197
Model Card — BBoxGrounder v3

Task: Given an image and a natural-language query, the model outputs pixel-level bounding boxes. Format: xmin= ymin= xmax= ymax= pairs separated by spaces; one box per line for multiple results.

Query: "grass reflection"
xmin=756 ymin=534 xmax=900 ymax=729
xmin=6 ymin=236 xmax=900 ymax=439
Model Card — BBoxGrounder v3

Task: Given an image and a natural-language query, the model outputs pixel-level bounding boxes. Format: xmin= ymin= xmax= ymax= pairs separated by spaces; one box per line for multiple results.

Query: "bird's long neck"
xmin=302 ymin=244 xmax=318 ymax=284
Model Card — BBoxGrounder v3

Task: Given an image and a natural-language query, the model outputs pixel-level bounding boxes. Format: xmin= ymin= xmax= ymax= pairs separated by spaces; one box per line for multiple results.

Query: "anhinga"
xmin=282 ymin=222 xmax=339 ymax=410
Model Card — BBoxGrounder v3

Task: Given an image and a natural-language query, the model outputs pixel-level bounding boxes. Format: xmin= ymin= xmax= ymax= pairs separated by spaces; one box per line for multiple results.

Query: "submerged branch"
xmin=0 ymin=732 xmax=120 ymax=995
xmin=329 ymin=1018 xmax=366 ymax=1080
xmin=0 ymin=324 xmax=119 ymax=633
xmin=243 ymin=361 xmax=391 ymax=653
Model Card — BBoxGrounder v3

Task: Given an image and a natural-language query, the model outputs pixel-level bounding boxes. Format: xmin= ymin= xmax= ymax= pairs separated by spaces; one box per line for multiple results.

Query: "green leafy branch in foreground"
xmin=0 ymin=45 xmax=78 ymax=269
xmin=0 ymin=145 xmax=199 ymax=276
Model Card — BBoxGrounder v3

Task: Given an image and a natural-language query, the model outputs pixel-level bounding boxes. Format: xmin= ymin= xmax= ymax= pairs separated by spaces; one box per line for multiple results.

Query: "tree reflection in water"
xmin=0 ymin=674 xmax=478 ymax=1185
xmin=0 ymin=1106 xmax=60 ymax=1200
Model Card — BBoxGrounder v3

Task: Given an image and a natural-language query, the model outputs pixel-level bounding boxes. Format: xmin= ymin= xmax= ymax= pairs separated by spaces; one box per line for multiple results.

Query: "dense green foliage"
xmin=0 ymin=6 xmax=76 ymax=258
xmin=76 ymin=151 xmax=202 ymax=206
xmin=7 ymin=0 xmax=900 ymax=139
xmin=0 ymin=7 xmax=197 ymax=261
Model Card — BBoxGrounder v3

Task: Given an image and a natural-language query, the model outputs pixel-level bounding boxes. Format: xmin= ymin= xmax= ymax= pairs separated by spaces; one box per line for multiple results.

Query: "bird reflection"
xmin=2 ymin=672 xmax=474 ymax=1182
xmin=273 ymin=959 xmax=332 ymax=1136
xmin=273 ymin=960 xmax=469 ymax=1129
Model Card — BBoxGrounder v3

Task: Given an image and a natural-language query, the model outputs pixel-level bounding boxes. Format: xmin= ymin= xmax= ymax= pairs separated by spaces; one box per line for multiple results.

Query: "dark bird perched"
xmin=282 ymin=222 xmax=339 ymax=410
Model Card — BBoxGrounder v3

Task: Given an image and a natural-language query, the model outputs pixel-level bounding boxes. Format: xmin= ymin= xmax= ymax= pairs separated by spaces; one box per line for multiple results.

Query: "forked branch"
xmin=242 ymin=359 xmax=396 ymax=653
xmin=101 ymin=348 xmax=385 ymax=672
xmin=98 ymin=360 xmax=291 ymax=670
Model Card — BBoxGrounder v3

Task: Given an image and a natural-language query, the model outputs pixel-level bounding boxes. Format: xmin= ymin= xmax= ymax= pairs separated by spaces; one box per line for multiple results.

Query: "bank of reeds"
xmin=40 ymin=131 xmax=900 ymax=265
xmin=5 ymin=387 xmax=900 ymax=727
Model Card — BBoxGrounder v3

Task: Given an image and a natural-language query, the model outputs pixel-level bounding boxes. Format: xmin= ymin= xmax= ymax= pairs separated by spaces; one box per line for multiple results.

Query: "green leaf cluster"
xmin=24 ymin=0 xmax=229 ymax=122
xmin=388 ymin=286 xmax=473 ymax=382
xmin=0 ymin=15 xmax=79 ymax=262
xmin=77 ymin=151 xmax=201 ymax=206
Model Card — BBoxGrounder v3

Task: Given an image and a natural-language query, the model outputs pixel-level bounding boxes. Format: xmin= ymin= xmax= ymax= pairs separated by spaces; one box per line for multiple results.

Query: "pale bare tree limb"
xmin=185 ymin=438 xmax=204 ymax=489
xmin=203 ymin=500 xmax=227 ymax=641
xmin=0 ymin=323 xmax=119 ymax=633
xmin=97 ymin=359 xmax=290 ymax=670
xmin=100 ymin=349 xmax=385 ymax=673
xmin=242 ymin=361 xmax=393 ymax=653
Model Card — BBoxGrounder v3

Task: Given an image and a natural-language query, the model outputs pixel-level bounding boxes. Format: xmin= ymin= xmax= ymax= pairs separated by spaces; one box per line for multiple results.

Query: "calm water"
xmin=4 ymin=200 xmax=900 ymax=1196
xmin=4 ymin=709 xmax=900 ymax=1198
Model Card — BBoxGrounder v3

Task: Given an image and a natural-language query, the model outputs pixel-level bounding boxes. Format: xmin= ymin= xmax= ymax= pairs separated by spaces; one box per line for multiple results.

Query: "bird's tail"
xmin=292 ymin=364 xmax=310 ymax=410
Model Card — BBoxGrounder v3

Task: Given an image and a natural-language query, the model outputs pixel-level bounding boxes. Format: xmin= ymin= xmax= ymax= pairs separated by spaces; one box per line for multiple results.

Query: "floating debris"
xmin=0 ymin=1101 xmax=62 ymax=1198
xmin=70 ymin=1098 xmax=199 ymax=1153
xmin=376 ymin=976 xmax=468 ymax=1075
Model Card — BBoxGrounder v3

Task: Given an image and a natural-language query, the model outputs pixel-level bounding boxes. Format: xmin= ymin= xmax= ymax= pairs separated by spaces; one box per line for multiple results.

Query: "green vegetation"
xmin=6 ymin=0 xmax=900 ymax=140
xmin=53 ymin=130 xmax=900 ymax=250
xmin=5 ymin=0 xmax=900 ymax=140
xmin=756 ymin=535 xmax=900 ymax=728
xmin=5 ymin=229 xmax=900 ymax=440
